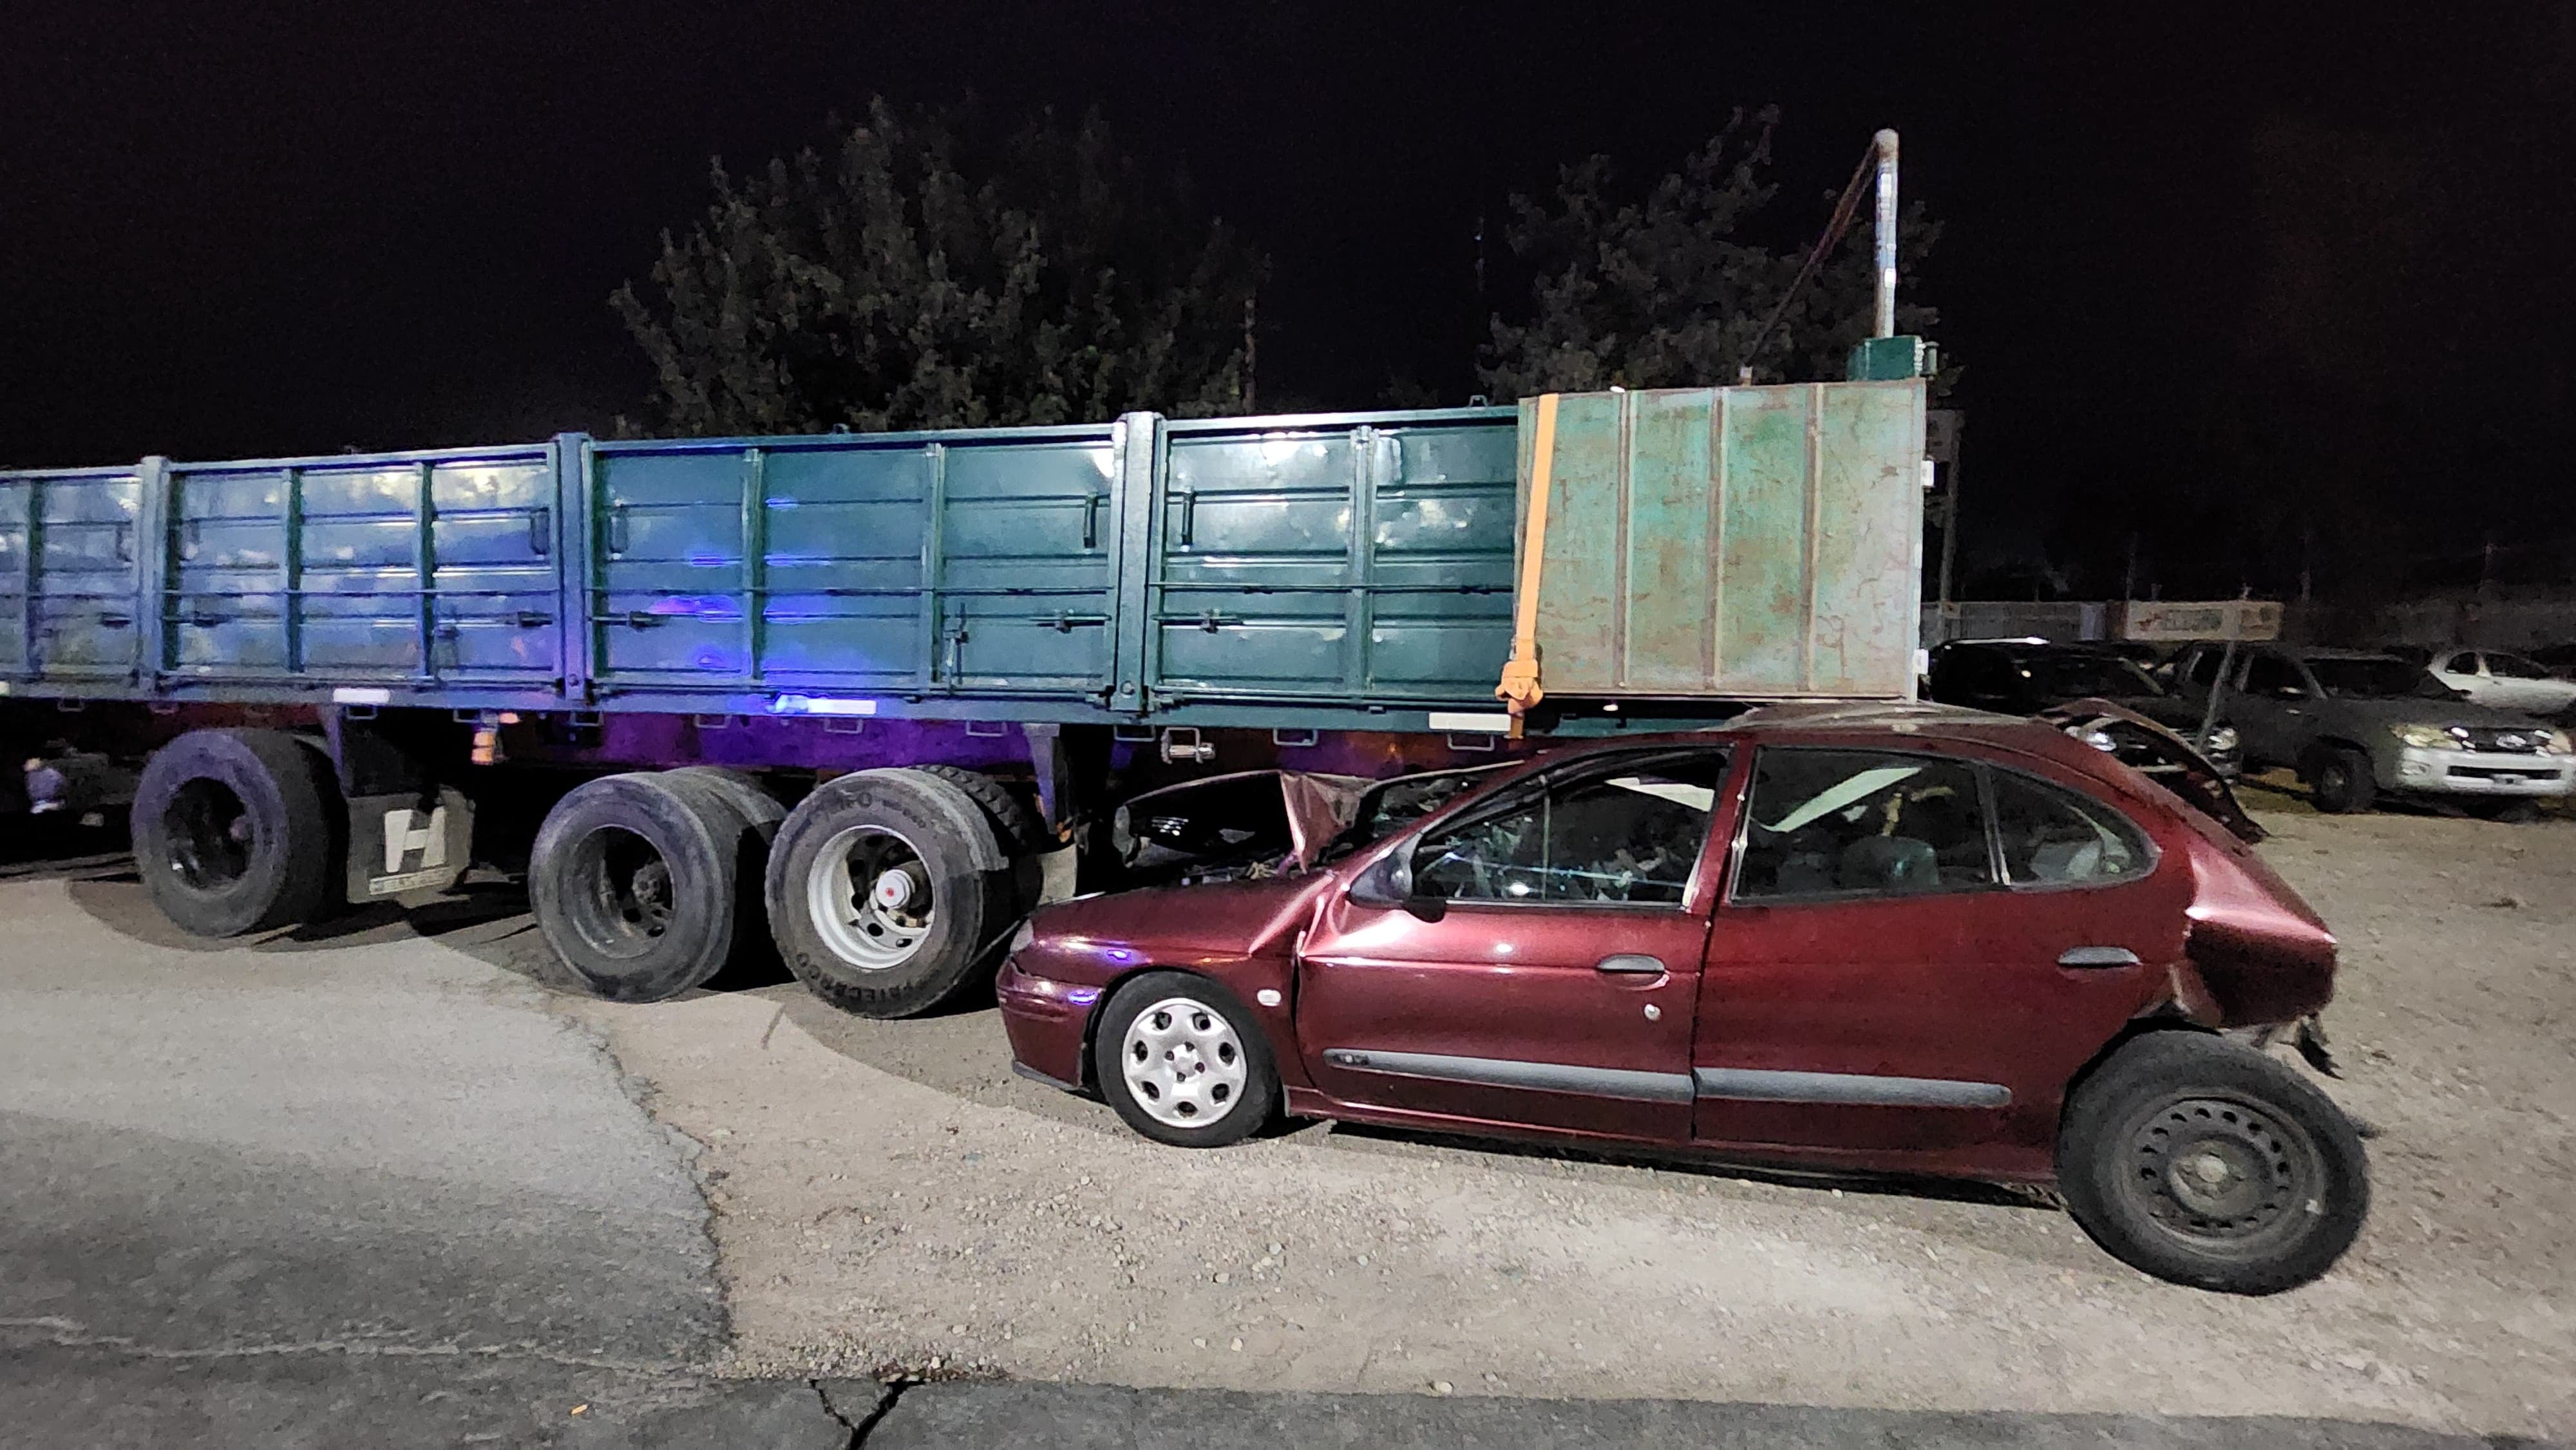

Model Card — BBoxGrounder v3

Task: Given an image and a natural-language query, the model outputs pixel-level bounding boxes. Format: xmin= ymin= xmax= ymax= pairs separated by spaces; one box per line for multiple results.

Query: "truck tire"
xmin=2057 ymin=1031 xmax=2367 ymax=1294
xmin=2304 ymin=746 xmax=2377 ymax=814
xmin=659 ymin=766 xmax=789 ymax=837
xmin=764 ymin=767 xmax=1011 ymax=1018
xmin=913 ymin=763 xmax=1051 ymax=854
xmin=913 ymin=763 xmax=1052 ymax=912
xmin=529 ymin=771 xmax=768 ymax=1003
xmin=131 ymin=728 xmax=338 ymax=937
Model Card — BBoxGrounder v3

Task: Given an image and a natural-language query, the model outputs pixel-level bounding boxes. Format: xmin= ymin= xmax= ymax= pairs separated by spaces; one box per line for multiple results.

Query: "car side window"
xmin=2490 ymin=653 xmax=2548 ymax=680
xmin=2443 ymin=650 xmax=2477 ymax=674
xmin=1732 ymin=749 xmax=1994 ymax=901
xmin=2244 ymin=654 xmax=2302 ymax=697
xmin=1412 ymin=751 xmax=1729 ymax=907
xmin=2181 ymin=648 xmax=2217 ymax=687
xmin=1990 ymin=769 xmax=2153 ymax=887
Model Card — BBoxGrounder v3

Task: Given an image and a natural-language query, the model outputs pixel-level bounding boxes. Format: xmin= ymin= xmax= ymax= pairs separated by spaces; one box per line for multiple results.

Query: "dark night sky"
xmin=5 ymin=3 xmax=2570 ymax=600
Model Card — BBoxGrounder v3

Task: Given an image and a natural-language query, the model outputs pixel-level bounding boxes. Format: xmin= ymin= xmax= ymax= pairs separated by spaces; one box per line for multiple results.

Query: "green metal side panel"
xmin=1520 ymin=381 xmax=1923 ymax=701
xmin=584 ymin=425 xmax=1122 ymax=701
xmin=0 ymin=467 xmax=145 ymax=682
xmin=160 ymin=447 xmax=558 ymax=688
xmin=1145 ymin=410 xmax=1517 ymax=708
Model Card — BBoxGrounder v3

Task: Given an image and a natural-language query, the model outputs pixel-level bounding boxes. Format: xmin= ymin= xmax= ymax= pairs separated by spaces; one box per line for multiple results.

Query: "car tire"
xmin=2305 ymin=746 xmax=2377 ymax=814
xmin=529 ymin=771 xmax=769 ymax=1003
xmin=2467 ymin=798 xmax=2542 ymax=824
xmin=2057 ymin=1031 xmax=2368 ymax=1294
xmin=1094 ymin=971 xmax=1280 ymax=1148
xmin=131 ymin=728 xmax=340 ymax=937
xmin=764 ymin=767 xmax=1012 ymax=1019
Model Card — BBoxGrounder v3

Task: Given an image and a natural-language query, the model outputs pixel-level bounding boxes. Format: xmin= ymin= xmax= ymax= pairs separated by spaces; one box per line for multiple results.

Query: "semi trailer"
xmin=0 ymin=362 xmax=1929 ymax=1015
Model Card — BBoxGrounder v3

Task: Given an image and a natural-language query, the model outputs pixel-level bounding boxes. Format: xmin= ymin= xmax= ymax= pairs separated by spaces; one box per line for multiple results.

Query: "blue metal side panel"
xmin=158 ymin=444 xmax=560 ymax=692
xmin=583 ymin=424 xmax=1122 ymax=706
xmin=0 ymin=466 xmax=146 ymax=684
xmin=1146 ymin=408 xmax=1517 ymax=710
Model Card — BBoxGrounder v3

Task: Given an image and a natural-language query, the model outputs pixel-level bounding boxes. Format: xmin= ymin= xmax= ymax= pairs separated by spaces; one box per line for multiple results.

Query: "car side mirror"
xmin=1347 ymin=851 xmax=1445 ymax=921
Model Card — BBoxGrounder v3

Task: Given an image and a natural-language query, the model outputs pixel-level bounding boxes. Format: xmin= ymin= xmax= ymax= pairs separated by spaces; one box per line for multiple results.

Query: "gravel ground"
xmin=557 ymin=788 xmax=2576 ymax=1440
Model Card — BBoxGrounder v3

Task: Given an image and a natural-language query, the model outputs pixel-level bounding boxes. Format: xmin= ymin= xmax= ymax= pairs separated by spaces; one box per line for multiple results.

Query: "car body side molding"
xmin=1322 ymin=1049 xmax=1697 ymax=1104
xmin=1692 ymin=1066 xmax=2012 ymax=1108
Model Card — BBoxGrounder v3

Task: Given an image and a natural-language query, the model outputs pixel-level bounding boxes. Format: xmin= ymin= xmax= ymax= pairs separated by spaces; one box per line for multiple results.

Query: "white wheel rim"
xmin=1121 ymin=996 xmax=1249 ymax=1128
xmin=806 ymin=825 xmax=934 ymax=970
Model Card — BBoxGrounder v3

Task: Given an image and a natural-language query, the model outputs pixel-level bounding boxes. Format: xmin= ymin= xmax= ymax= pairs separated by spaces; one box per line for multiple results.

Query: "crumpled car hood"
xmin=1016 ymin=874 xmax=1337 ymax=984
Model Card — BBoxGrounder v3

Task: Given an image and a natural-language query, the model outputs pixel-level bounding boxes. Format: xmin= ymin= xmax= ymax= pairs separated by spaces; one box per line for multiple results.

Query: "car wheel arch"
xmin=1075 ymin=964 xmax=1287 ymax=1094
xmin=2055 ymin=1013 xmax=2220 ymax=1121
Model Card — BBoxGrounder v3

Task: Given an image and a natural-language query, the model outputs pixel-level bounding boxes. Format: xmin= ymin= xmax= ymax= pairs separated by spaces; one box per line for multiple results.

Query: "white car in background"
xmin=2427 ymin=650 xmax=2576 ymax=714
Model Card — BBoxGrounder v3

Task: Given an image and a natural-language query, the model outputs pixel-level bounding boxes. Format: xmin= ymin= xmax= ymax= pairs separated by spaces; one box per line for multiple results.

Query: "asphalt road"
xmin=0 ymin=847 xmax=2549 ymax=1449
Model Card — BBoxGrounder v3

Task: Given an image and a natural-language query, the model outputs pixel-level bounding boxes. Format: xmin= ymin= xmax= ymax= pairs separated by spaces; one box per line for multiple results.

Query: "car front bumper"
xmin=2389 ymin=746 xmax=2575 ymax=797
xmin=996 ymin=956 xmax=1097 ymax=1091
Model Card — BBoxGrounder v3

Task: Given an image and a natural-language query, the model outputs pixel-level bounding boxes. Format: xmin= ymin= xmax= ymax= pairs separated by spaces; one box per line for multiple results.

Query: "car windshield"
xmin=1320 ymin=765 xmax=1512 ymax=862
xmin=2306 ymin=657 xmax=2451 ymax=699
xmin=2025 ymin=654 xmax=2162 ymax=699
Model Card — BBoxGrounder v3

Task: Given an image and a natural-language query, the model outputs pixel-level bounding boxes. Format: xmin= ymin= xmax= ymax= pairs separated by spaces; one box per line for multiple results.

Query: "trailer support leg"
xmin=1022 ymin=722 xmax=1076 ymax=840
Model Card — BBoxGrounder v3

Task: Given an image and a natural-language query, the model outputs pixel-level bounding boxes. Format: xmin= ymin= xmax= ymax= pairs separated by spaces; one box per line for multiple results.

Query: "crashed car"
xmin=1001 ymin=704 xmax=2366 ymax=1294
xmin=1108 ymin=764 xmax=1509 ymax=887
xmin=1927 ymin=638 xmax=2242 ymax=777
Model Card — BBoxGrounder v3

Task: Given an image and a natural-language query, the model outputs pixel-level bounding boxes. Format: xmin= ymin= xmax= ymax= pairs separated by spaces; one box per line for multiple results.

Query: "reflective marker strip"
xmin=1428 ymin=711 xmax=1513 ymax=733
xmin=768 ymin=695 xmax=877 ymax=717
xmin=333 ymin=687 xmax=392 ymax=704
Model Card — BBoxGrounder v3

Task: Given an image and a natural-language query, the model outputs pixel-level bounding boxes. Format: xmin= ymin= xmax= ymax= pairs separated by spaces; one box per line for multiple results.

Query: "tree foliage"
xmin=614 ymin=99 xmax=1266 ymax=436
xmin=1480 ymin=108 xmax=1946 ymax=399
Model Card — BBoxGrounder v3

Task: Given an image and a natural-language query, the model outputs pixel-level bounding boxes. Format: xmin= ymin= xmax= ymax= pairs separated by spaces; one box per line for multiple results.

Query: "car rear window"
xmin=1989 ymin=769 xmax=2152 ymax=885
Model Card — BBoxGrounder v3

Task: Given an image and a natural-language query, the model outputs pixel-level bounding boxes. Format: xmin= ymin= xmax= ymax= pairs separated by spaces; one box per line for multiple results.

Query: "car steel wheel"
xmin=808 ymin=825 xmax=935 ymax=971
xmin=1119 ymin=995 xmax=1249 ymax=1129
xmin=2124 ymin=1093 xmax=2324 ymax=1250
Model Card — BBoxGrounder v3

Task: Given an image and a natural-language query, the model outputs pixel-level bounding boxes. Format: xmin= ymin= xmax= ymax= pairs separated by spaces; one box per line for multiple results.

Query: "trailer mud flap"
xmin=345 ymin=788 xmax=474 ymax=901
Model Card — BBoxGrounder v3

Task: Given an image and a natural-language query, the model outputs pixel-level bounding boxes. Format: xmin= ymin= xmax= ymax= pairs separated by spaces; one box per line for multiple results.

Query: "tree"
xmin=614 ymin=99 xmax=1267 ymax=436
xmin=1479 ymin=108 xmax=1946 ymax=399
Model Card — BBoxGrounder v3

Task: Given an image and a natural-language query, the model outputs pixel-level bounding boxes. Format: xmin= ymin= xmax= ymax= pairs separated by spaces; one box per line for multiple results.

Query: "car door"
xmin=1293 ymin=747 xmax=1736 ymax=1142
xmin=1694 ymin=746 xmax=2186 ymax=1162
xmin=2483 ymin=652 xmax=2570 ymax=712
xmin=2235 ymin=650 xmax=2320 ymax=766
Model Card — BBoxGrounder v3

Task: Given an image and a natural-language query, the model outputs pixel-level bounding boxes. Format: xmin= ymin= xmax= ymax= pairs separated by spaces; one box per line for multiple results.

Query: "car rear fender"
xmin=2174 ymin=830 xmax=2338 ymax=1027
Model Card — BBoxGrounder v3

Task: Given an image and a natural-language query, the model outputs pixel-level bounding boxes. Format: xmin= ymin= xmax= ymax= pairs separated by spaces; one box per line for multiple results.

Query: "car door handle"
xmin=1596 ymin=954 xmax=1665 ymax=975
xmin=2058 ymin=946 xmax=2141 ymax=968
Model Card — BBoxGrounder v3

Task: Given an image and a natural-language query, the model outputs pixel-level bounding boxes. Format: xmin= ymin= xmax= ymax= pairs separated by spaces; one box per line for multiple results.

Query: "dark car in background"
xmin=1926 ymin=639 xmax=2242 ymax=777
xmin=999 ymin=706 xmax=2367 ymax=1295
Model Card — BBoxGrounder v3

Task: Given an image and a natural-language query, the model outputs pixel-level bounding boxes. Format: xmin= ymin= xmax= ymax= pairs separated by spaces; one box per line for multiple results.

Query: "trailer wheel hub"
xmin=809 ymin=825 xmax=936 ymax=972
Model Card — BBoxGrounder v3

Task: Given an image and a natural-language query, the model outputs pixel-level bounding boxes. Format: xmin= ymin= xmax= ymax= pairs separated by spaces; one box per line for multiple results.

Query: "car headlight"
xmin=2204 ymin=724 xmax=2239 ymax=753
xmin=1008 ymin=919 xmax=1037 ymax=956
xmin=2543 ymin=730 xmax=2575 ymax=757
xmin=2076 ymin=727 xmax=2119 ymax=754
xmin=2393 ymin=724 xmax=2460 ymax=750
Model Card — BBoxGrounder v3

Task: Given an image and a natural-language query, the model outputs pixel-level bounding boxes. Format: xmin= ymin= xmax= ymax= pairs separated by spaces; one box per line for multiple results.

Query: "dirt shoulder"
xmin=575 ymin=801 xmax=2576 ymax=1438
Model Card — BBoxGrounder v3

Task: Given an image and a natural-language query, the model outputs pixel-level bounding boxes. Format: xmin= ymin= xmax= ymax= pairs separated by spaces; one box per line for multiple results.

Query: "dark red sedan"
xmin=998 ymin=704 xmax=2367 ymax=1294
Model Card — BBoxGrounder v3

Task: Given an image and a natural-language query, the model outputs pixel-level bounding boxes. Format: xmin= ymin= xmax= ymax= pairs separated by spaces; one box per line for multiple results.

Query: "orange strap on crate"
xmin=1494 ymin=392 xmax=1559 ymax=731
